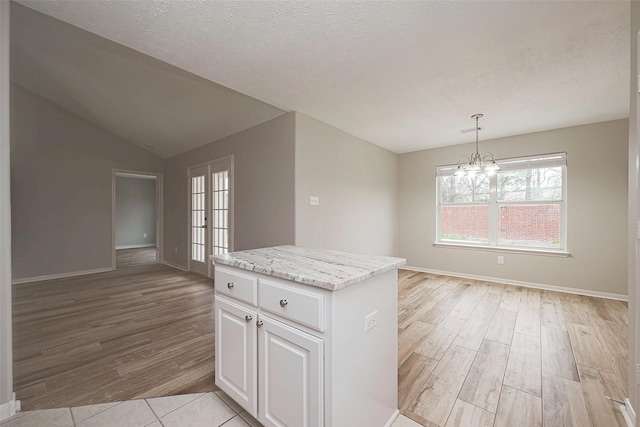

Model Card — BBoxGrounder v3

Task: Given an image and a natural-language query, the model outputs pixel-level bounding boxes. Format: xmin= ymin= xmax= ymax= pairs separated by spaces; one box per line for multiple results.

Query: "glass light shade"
xmin=484 ymin=161 xmax=500 ymax=172
xmin=465 ymin=162 xmax=481 ymax=173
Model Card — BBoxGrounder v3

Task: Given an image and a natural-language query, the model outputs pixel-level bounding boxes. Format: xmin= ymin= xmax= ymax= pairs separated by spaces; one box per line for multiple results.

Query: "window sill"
xmin=433 ymin=242 xmax=571 ymax=257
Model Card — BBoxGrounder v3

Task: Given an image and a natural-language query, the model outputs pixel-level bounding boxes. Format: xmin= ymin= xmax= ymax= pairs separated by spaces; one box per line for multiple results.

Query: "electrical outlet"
xmin=143 ymin=233 xmax=148 ymax=238
xmin=310 ymin=196 xmax=320 ymax=206
xmin=498 ymin=256 xmax=504 ymax=265
xmin=364 ymin=311 xmax=378 ymax=333
xmin=174 ymin=246 xmax=178 ymax=254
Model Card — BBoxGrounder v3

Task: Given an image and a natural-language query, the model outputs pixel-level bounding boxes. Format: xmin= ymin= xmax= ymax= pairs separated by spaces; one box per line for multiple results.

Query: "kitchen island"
xmin=211 ymin=245 xmax=405 ymax=427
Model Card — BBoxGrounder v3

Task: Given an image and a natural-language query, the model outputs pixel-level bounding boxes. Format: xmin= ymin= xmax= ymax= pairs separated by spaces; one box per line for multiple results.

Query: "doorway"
xmin=188 ymin=156 xmax=234 ymax=277
xmin=112 ymin=170 xmax=163 ymax=270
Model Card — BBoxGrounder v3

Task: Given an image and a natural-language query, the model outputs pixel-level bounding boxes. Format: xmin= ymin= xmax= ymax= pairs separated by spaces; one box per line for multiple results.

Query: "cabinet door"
xmin=215 ymin=296 xmax=257 ymax=417
xmin=258 ymin=316 xmax=323 ymax=427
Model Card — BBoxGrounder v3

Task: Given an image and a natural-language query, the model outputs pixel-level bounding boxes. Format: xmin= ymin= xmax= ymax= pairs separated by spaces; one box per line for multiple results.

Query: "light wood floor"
xmin=13 ymin=266 xmax=629 ymax=426
xmin=13 ymin=264 xmax=215 ymax=411
xmin=115 ymin=247 xmax=158 ymax=269
xmin=398 ymin=270 xmax=628 ymax=427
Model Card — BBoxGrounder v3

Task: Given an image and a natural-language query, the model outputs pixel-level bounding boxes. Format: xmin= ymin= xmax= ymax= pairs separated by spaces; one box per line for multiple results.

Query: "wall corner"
xmin=0 ymin=0 xmax=14 ymax=415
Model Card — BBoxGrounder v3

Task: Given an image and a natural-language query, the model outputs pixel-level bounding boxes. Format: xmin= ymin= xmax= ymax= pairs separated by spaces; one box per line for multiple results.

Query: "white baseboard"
xmin=621 ymin=398 xmax=635 ymax=427
xmin=402 ymin=265 xmax=628 ymax=301
xmin=115 ymin=244 xmax=156 ymax=249
xmin=0 ymin=393 xmax=20 ymax=422
xmin=12 ymin=267 xmax=113 ymax=285
xmin=383 ymin=409 xmax=400 ymax=427
xmin=162 ymin=261 xmax=187 ymax=271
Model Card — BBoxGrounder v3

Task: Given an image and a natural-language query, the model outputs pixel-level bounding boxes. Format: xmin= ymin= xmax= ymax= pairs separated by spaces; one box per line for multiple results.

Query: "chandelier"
xmin=454 ymin=114 xmax=500 ymax=177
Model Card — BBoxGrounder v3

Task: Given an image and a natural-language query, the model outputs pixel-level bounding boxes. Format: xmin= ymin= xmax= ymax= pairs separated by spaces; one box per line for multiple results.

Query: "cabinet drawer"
xmin=215 ymin=266 xmax=257 ymax=306
xmin=259 ymin=279 xmax=324 ymax=332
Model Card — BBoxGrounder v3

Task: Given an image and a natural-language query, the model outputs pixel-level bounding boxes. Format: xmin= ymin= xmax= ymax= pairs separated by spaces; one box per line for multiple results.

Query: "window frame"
xmin=435 ymin=153 xmax=568 ymax=255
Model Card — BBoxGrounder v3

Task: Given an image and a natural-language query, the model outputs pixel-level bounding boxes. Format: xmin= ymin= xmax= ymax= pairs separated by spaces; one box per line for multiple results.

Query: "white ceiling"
xmin=13 ymin=1 xmax=630 ymax=156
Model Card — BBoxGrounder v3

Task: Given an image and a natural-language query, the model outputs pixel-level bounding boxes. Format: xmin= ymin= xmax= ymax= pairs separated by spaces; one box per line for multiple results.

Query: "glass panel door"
xmin=188 ymin=165 xmax=209 ymax=276
xmin=212 ymin=170 xmax=229 ymax=255
xmin=188 ymin=156 xmax=233 ymax=277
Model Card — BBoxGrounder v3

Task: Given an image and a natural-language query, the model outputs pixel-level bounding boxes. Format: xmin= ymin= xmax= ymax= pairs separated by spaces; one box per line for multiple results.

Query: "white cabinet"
xmin=259 ymin=277 xmax=325 ymax=332
xmin=215 ymin=296 xmax=257 ymax=415
xmin=215 ymin=293 xmax=322 ymax=425
xmin=258 ymin=316 xmax=323 ymax=427
xmin=214 ymin=264 xmax=399 ymax=427
xmin=215 ymin=267 xmax=257 ymax=305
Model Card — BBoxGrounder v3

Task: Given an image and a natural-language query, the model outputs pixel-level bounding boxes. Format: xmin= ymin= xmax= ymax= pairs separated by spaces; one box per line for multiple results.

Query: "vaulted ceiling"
xmin=12 ymin=1 xmax=630 ymax=158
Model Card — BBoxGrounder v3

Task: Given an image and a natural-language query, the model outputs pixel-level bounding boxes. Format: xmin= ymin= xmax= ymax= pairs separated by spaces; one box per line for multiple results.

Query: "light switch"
xmin=310 ymin=196 xmax=320 ymax=206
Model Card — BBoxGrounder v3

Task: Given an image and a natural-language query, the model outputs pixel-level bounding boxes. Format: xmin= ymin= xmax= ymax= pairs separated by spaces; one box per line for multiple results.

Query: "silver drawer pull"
xmin=256 ymin=320 xmax=264 ymax=328
xmin=279 ymin=299 xmax=288 ymax=308
xmin=245 ymin=315 xmax=252 ymax=322
xmin=227 ymin=282 xmax=234 ymax=289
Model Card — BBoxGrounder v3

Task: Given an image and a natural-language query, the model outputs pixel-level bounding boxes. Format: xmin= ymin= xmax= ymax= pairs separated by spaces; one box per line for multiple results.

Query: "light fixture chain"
xmin=475 ymin=114 xmax=479 ymax=155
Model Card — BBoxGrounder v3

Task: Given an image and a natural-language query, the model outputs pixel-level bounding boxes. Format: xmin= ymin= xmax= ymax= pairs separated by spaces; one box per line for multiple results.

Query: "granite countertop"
xmin=210 ymin=245 xmax=405 ymax=291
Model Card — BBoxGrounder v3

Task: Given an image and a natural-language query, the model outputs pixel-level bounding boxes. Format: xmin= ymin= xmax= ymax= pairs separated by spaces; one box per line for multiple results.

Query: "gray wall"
xmin=115 ymin=176 xmax=156 ymax=248
xmin=294 ymin=113 xmax=398 ymax=256
xmin=10 ymin=84 xmax=164 ymax=280
xmin=398 ymin=119 xmax=629 ymax=297
xmin=628 ymin=0 xmax=639 ymax=413
xmin=0 ymin=0 xmax=12 ymax=414
xmin=163 ymin=112 xmax=295 ymax=267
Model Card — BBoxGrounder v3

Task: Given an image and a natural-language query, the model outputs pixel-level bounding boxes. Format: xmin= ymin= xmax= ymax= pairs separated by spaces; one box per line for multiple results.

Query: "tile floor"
xmin=0 ymin=391 xmax=421 ymax=427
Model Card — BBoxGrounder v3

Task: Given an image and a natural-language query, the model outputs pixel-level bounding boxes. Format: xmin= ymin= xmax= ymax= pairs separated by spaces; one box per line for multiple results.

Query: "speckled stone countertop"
xmin=211 ymin=245 xmax=406 ymax=291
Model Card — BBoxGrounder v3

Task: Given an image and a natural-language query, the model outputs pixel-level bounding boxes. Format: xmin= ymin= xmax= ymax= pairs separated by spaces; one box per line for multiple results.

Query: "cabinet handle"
xmin=227 ymin=282 xmax=234 ymax=289
xmin=245 ymin=315 xmax=252 ymax=322
xmin=279 ymin=299 xmax=288 ymax=308
xmin=256 ymin=320 xmax=264 ymax=328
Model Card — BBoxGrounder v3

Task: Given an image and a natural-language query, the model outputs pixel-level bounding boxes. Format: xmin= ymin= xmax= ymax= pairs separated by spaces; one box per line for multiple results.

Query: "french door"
xmin=188 ymin=156 xmax=233 ymax=277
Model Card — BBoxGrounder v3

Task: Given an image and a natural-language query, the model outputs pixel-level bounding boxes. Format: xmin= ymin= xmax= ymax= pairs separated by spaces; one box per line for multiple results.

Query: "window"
xmin=436 ymin=153 xmax=567 ymax=251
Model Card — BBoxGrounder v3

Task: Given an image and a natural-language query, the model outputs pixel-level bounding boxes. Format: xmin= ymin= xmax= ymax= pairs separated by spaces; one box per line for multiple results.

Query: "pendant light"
xmin=454 ymin=114 xmax=500 ymax=177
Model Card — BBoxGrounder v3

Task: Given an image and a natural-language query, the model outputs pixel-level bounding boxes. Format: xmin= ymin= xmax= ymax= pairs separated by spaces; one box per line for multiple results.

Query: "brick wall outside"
xmin=441 ymin=205 xmax=488 ymax=240
xmin=499 ymin=204 xmax=560 ymax=243
xmin=441 ymin=204 xmax=560 ymax=245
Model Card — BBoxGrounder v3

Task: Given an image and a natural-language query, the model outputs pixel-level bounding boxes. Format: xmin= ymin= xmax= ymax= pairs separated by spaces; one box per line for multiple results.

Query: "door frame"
xmin=187 ymin=155 xmax=234 ymax=278
xmin=111 ymin=169 xmax=164 ymax=270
